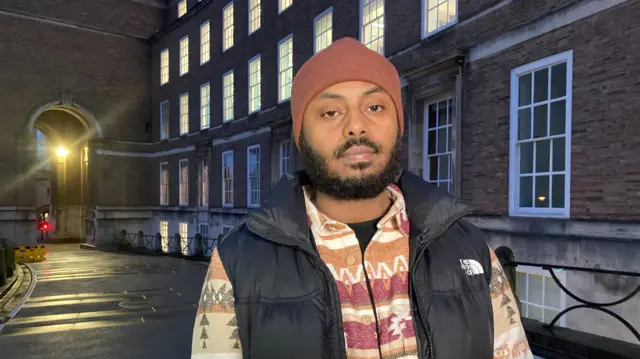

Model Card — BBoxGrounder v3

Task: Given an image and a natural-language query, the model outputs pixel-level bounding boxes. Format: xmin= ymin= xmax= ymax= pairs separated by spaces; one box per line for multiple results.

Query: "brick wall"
xmin=462 ymin=1 xmax=640 ymax=219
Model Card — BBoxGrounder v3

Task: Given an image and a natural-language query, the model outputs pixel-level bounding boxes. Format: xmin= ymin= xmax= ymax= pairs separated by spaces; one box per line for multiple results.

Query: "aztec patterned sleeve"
xmin=191 ymin=248 xmax=242 ymax=359
xmin=489 ymin=246 xmax=534 ymax=359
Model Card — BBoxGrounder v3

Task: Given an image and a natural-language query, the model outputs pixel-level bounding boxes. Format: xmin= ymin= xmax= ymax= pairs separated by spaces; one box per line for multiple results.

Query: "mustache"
xmin=334 ymin=137 xmax=381 ymax=158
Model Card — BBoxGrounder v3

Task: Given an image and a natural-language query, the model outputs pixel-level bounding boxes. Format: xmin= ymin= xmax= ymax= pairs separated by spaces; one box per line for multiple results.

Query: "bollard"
xmin=0 ymin=239 xmax=16 ymax=277
xmin=0 ymin=246 xmax=6 ymax=286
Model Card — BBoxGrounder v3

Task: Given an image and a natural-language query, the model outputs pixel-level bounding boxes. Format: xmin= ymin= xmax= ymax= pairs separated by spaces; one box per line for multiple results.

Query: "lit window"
xmin=179 ymin=159 xmax=189 ymax=206
xmin=160 ymin=48 xmax=169 ymax=85
xmin=179 ymin=36 xmax=189 ymax=76
xmin=247 ymin=145 xmax=261 ymax=207
xmin=314 ymin=8 xmax=333 ymax=53
xmin=248 ymin=55 xmax=261 ymax=113
xmin=200 ymin=21 xmax=210 ymax=64
xmin=160 ymin=101 xmax=170 ymax=140
xmin=424 ymin=98 xmax=454 ymax=194
xmin=180 ymin=92 xmax=189 ymax=135
xmin=222 ymin=71 xmax=234 ymax=122
xmin=222 ymin=151 xmax=234 ymax=207
xmin=200 ymin=158 xmax=209 ymax=206
xmin=35 ymin=129 xmax=49 ymax=170
xmin=423 ymin=0 xmax=457 ymax=37
xmin=200 ymin=82 xmax=210 ymax=129
xmin=223 ymin=2 xmax=234 ymax=51
xmin=279 ymin=0 xmax=292 ymax=13
xmin=248 ymin=0 xmax=261 ymax=34
xmin=179 ymin=222 xmax=189 ymax=255
xmin=160 ymin=162 xmax=169 ymax=205
xmin=360 ymin=0 xmax=384 ymax=54
xmin=516 ymin=266 xmax=567 ymax=327
xmin=159 ymin=221 xmax=169 ymax=252
xmin=278 ymin=35 xmax=293 ymax=102
xmin=279 ymin=140 xmax=292 ymax=177
xmin=178 ymin=0 xmax=187 ymax=17
xmin=509 ymin=51 xmax=573 ymax=218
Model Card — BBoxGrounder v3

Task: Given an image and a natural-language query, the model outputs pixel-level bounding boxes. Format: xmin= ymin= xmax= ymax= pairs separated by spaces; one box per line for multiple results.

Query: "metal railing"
xmin=118 ymin=230 xmax=219 ymax=261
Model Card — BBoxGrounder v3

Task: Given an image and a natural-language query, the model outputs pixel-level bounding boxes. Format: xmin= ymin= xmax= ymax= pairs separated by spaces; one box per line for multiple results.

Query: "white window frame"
xmin=179 ymin=92 xmax=189 ymax=135
xmin=279 ymin=140 xmax=292 ymax=178
xmin=248 ymin=0 xmax=261 ymax=35
xmin=200 ymin=21 xmax=210 ymax=65
xmin=178 ymin=0 xmax=187 ymax=17
xmin=179 ymin=159 xmax=189 ymax=206
xmin=423 ymin=95 xmax=454 ymax=194
xmin=516 ymin=265 xmax=567 ymax=327
xmin=222 ymin=2 xmax=234 ymax=52
xmin=159 ymin=221 xmax=169 ymax=252
xmin=314 ymin=7 xmax=333 ymax=54
xmin=179 ymin=222 xmax=189 ymax=255
xmin=421 ymin=0 xmax=458 ymax=39
xmin=160 ymin=100 xmax=169 ymax=140
xmin=199 ymin=223 xmax=210 ymax=239
xmin=222 ymin=70 xmax=234 ymax=122
xmin=359 ymin=0 xmax=385 ymax=55
xmin=160 ymin=162 xmax=169 ymax=206
xmin=508 ymin=50 xmax=573 ymax=219
xmin=279 ymin=0 xmax=293 ymax=14
xmin=200 ymin=82 xmax=210 ymax=129
xmin=222 ymin=150 xmax=234 ymax=207
xmin=248 ymin=54 xmax=261 ymax=114
xmin=160 ymin=48 xmax=169 ymax=85
xmin=200 ymin=157 xmax=209 ymax=207
xmin=278 ymin=34 xmax=293 ymax=103
xmin=247 ymin=145 xmax=261 ymax=208
xmin=179 ymin=35 xmax=189 ymax=76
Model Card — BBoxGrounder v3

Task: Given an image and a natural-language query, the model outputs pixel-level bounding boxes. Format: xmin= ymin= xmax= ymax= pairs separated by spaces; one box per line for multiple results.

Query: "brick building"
xmin=2 ymin=0 xmax=639 ymax=351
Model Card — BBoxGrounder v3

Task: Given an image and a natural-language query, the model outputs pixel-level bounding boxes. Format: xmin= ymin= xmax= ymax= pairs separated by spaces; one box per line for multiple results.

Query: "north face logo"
xmin=460 ymin=259 xmax=484 ymax=276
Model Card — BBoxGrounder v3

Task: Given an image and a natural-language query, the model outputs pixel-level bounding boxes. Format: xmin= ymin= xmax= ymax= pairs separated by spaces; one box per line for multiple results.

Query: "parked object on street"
xmin=0 ymin=246 xmax=6 ymax=286
xmin=14 ymin=245 xmax=46 ymax=263
xmin=0 ymin=239 xmax=16 ymax=278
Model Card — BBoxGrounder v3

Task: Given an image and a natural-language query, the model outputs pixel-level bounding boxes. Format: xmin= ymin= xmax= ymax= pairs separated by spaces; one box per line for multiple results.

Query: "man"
xmin=191 ymin=37 xmax=533 ymax=359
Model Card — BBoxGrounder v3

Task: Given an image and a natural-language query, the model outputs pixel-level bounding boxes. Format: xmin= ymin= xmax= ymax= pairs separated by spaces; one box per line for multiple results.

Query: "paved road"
xmin=0 ymin=244 xmax=208 ymax=359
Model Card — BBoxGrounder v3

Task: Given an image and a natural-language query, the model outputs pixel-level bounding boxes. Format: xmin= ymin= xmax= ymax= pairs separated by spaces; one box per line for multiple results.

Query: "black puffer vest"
xmin=217 ymin=171 xmax=494 ymax=359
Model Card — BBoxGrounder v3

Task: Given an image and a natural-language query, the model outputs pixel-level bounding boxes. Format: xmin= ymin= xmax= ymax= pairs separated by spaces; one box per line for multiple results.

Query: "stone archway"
xmin=26 ymin=97 xmax=102 ymax=242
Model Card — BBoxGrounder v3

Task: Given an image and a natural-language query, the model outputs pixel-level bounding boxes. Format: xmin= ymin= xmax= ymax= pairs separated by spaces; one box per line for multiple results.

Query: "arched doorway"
xmin=27 ymin=99 xmax=102 ymax=242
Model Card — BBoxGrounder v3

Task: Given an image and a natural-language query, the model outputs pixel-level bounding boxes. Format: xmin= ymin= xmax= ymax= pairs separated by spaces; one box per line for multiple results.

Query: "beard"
xmin=299 ymin=130 xmax=403 ymax=200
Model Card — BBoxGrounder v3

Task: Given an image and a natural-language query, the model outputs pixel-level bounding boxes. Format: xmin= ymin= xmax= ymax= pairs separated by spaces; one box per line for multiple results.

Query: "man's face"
xmin=299 ymin=81 xmax=403 ymax=200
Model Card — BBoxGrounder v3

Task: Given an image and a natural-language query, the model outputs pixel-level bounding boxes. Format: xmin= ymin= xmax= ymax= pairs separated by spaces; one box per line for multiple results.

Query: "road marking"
xmin=23 ymin=297 xmax=122 ymax=308
xmin=0 ymin=318 xmax=143 ymax=336
xmin=141 ymin=317 xmax=145 ymax=323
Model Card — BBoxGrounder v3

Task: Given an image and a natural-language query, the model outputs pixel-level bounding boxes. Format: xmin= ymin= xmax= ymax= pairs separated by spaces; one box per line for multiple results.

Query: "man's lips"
xmin=341 ymin=146 xmax=376 ymax=161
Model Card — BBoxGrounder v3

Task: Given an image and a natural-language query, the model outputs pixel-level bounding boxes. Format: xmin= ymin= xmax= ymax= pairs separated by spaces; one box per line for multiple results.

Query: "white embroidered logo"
xmin=460 ymin=259 xmax=484 ymax=276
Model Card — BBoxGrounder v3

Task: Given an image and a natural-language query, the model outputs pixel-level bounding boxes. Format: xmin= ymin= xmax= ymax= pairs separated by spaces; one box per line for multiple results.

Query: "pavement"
xmin=0 ymin=244 xmax=209 ymax=359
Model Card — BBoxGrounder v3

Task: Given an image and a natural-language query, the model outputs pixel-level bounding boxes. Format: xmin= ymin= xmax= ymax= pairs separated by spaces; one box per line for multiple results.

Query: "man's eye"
xmin=322 ymin=110 xmax=339 ymax=118
xmin=369 ymin=105 xmax=384 ymax=112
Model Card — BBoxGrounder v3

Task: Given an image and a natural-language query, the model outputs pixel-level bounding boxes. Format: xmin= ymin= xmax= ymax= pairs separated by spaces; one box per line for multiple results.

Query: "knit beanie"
xmin=290 ymin=37 xmax=404 ymax=150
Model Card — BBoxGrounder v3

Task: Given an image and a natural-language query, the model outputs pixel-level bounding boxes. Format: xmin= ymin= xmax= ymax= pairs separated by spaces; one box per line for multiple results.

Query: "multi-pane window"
xmin=314 ymin=8 xmax=333 ymax=54
xmin=516 ymin=266 xmax=566 ymax=327
xmin=222 ymin=151 xmax=234 ymax=206
xmin=361 ymin=0 xmax=384 ymax=55
xmin=179 ymin=36 xmax=189 ymax=76
xmin=223 ymin=2 xmax=234 ymax=51
xmin=424 ymin=98 xmax=453 ymax=193
xmin=179 ymin=159 xmax=189 ymax=206
xmin=223 ymin=71 xmax=234 ymax=122
xmin=160 ymin=101 xmax=170 ymax=140
xmin=278 ymin=35 xmax=293 ymax=102
xmin=200 ymin=21 xmax=210 ymax=64
xmin=160 ymin=162 xmax=169 ymax=205
xmin=160 ymin=48 xmax=169 ymax=85
xmin=248 ymin=55 xmax=261 ymax=113
xmin=178 ymin=0 xmax=187 ymax=17
xmin=200 ymin=158 xmax=209 ymax=206
xmin=247 ymin=145 xmax=260 ymax=207
xmin=199 ymin=223 xmax=209 ymax=239
xmin=180 ymin=93 xmax=189 ymax=134
xmin=200 ymin=82 xmax=210 ymax=129
xmin=248 ymin=0 xmax=261 ymax=34
xmin=423 ymin=0 xmax=457 ymax=37
xmin=179 ymin=222 xmax=188 ymax=255
xmin=279 ymin=0 xmax=293 ymax=13
xmin=509 ymin=51 xmax=572 ymax=218
xmin=160 ymin=221 xmax=169 ymax=252
xmin=279 ymin=140 xmax=292 ymax=177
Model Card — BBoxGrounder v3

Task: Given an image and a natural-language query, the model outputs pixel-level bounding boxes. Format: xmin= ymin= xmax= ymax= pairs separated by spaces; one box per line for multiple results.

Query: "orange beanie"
xmin=290 ymin=37 xmax=404 ymax=150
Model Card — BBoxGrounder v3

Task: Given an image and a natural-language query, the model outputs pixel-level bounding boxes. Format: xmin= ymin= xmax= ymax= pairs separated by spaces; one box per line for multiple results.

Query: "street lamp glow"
xmin=56 ymin=146 xmax=69 ymax=157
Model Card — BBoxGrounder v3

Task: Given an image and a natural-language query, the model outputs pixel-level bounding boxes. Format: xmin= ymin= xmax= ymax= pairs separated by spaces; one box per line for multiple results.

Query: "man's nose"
xmin=342 ymin=109 xmax=368 ymax=138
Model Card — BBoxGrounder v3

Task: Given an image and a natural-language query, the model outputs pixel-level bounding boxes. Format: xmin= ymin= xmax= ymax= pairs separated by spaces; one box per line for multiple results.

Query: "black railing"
xmin=495 ymin=246 xmax=640 ymax=359
xmin=118 ymin=230 xmax=219 ymax=261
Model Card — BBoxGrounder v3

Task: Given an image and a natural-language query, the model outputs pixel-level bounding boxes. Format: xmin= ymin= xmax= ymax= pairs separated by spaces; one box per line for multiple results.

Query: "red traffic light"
xmin=39 ymin=221 xmax=49 ymax=231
